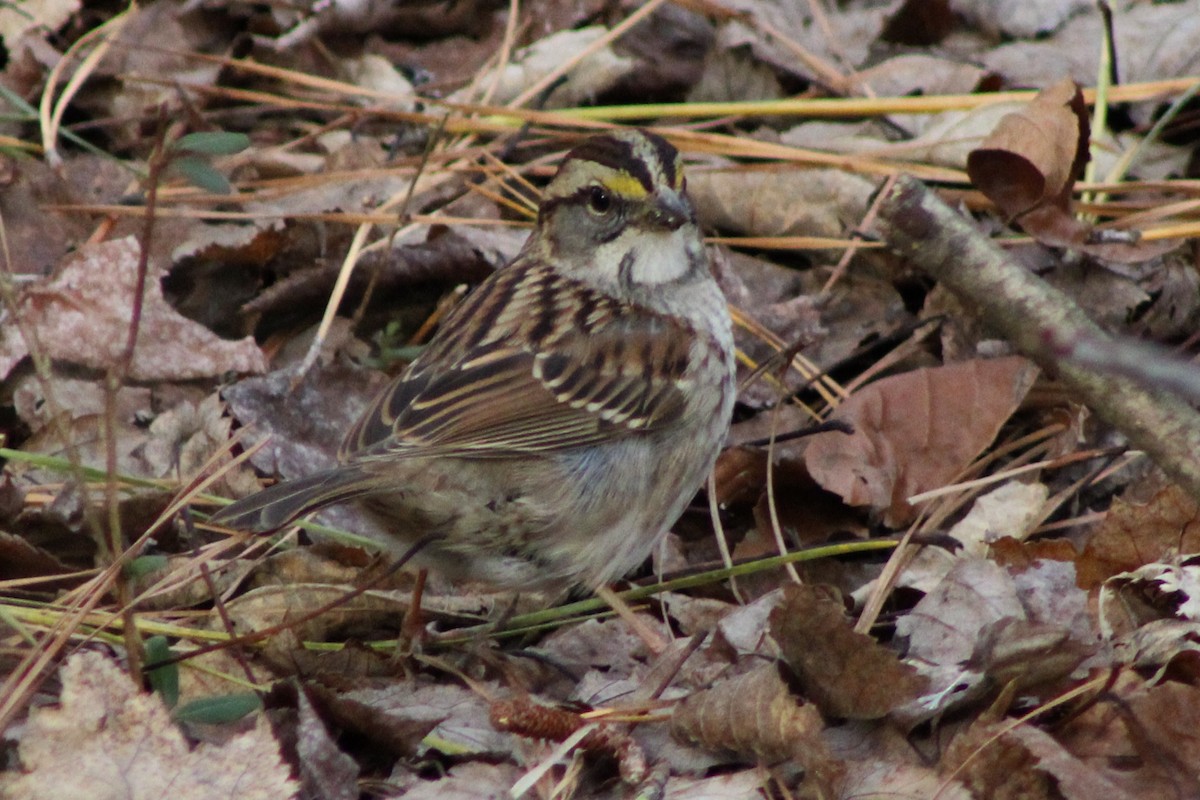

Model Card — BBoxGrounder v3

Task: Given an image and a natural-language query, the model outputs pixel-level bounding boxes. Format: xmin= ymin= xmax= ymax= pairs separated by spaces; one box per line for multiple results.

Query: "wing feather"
xmin=340 ymin=263 xmax=696 ymax=461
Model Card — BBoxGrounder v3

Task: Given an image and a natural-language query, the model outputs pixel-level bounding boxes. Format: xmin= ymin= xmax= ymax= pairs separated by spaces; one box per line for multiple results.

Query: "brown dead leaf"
xmin=0 ymin=237 xmax=267 ymax=381
xmin=0 ymin=158 xmax=97 ymax=280
xmin=138 ymin=393 xmax=262 ymax=498
xmin=897 ymin=481 xmax=1050 ymax=595
xmin=833 ymin=723 xmax=972 ymax=799
xmin=671 ymin=663 xmax=841 ymax=790
xmin=942 ymin=715 xmax=1061 ymax=800
xmin=0 ymin=530 xmax=75 ymax=582
xmin=716 ymin=1 xmax=886 ymax=83
xmin=955 ymin=0 xmax=1089 ymax=40
xmin=891 ymin=559 xmax=1026 ymax=724
xmin=980 ymin=4 xmax=1200 ymax=128
xmin=1112 ymin=619 xmax=1200 ymax=680
xmin=805 ymin=356 xmax=1038 ymax=526
xmin=392 ymin=762 xmax=523 ymax=800
xmin=1077 ymin=482 xmax=1200 ymax=590
xmin=967 ymin=78 xmax=1087 ymax=225
xmin=711 ymin=446 xmax=769 ymax=507
xmin=857 ymin=53 xmax=985 ymax=100
xmin=1058 ymin=674 xmax=1200 ymax=800
xmin=11 ymin=371 xmax=151 ymax=437
xmin=0 ymin=651 xmax=297 ymax=800
xmin=770 ymin=584 xmax=927 ymax=719
xmin=688 ymin=30 xmax=784 ymax=104
xmin=943 ymin=712 xmax=1135 ymax=800
xmin=989 ymin=535 xmax=1078 ymax=570
xmin=967 ymin=78 xmax=1174 ymax=262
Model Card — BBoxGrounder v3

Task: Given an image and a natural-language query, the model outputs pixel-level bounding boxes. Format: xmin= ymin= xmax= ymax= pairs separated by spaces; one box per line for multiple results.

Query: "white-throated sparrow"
xmin=212 ymin=129 xmax=735 ymax=591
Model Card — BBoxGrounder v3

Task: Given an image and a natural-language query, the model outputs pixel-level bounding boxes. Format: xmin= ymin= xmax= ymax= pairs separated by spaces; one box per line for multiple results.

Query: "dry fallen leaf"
xmin=805 ymin=356 xmax=1039 ymax=525
xmin=1098 ymin=555 xmax=1200 ymax=640
xmin=453 ymin=26 xmax=634 ymax=107
xmin=1077 ymin=482 xmax=1200 ymax=590
xmin=336 ymin=678 xmax=514 ymax=758
xmin=689 ymin=167 xmax=875 ymax=240
xmin=0 ymin=651 xmax=297 ymax=800
xmin=967 ymin=78 xmax=1088 ymax=226
xmin=1057 ymin=673 xmax=1200 ymax=799
xmin=967 ymin=77 xmax=1175 ymax=261
xmin=295 ymin=688 xmax=360 ymax=800
xmin=770 ymin=584 xmax=927 ymax=720
xmin=671 ymin=662 xmax=842 ymax=795
xmin=0 ymin=237 xmax=267 ymax=381
xmin=942 ymin=712 xmax=1135 ymax=800
xmin=898 ymin=480 xmax=1050 ymax=594
xmin=0 ymin=0 xmax=80 ymax=52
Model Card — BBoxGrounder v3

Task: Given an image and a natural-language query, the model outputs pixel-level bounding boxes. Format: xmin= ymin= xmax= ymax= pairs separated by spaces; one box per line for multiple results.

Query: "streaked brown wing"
xmin=341 ymin=302 xmax=693 ymax=461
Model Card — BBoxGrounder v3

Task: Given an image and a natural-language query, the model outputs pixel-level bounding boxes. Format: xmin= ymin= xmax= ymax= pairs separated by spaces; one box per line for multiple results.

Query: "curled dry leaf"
xmin=967 ymin=78 xmax=1087 ymax=226
xmin=1112 ymin=619 xmax=1200 ymax=679
xmin=0 ymin=237 xmax=267 ymax=381
xmin=243 ymin=229 xmax=506 ymax=318
xmin=770 ymin=584 xmax=927 ymax=720
xmin=0 ymin=651 xmax=298 ymax=800
xmin=671 ymin=663 xmax=841 ymax=794
xmin=0 ymin=531 xmax=75 ymax=582
xmin=1098 ymin=555 xmax=1200 ymax=640
xmin=966 ymin=78 xmax=1175 ymax=262
xmin=804 ymin=356 xmax=1038 ymax=526
xmin=964 ymin=617 xmax=1093 ymax=696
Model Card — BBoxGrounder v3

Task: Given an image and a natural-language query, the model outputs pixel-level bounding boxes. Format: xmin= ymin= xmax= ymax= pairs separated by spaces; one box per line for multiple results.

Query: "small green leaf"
xmin=173 ymin=156 xmax=233 ymax=194
xmin=172 ymin=692 xmax=262 ymax=724
xmin=125 ymin=554 xmax=169 ymax=579
xmin=144 ymin=635 xmax=179 ymax=709
xmin=173 ymin=131 xmax=251 ymax=156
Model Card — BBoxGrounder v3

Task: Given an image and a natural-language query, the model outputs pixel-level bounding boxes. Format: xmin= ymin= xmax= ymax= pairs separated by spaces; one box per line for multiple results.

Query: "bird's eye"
xmin=587 ymin=185 xmax=613 ymax=215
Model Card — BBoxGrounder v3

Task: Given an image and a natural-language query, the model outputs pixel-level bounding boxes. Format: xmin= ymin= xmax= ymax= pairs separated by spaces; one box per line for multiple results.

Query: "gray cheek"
xmin=552 ymin=207 xmax=593 ymax=253
xmin=551 ymin=206 xmax=624 ymax=254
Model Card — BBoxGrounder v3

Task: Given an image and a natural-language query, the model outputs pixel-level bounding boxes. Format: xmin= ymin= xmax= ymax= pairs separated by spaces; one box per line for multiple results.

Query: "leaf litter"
xmin=2 ymin=1 xmax=1200 ymax=798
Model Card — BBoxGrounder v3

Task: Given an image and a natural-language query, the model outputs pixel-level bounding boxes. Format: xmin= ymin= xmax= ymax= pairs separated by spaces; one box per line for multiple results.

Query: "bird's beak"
xmin=644 ymin=191 xmax=694 ymax=231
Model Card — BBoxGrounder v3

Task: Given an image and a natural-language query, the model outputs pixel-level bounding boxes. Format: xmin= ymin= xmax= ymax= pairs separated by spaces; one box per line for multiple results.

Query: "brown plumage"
xmin=211 ymin=129 xmax=735 ymax=591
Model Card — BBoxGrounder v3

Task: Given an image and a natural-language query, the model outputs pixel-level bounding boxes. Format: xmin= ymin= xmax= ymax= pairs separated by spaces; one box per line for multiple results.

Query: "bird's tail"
xmin=209 ymin=466 xmax=375 ymax=532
